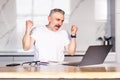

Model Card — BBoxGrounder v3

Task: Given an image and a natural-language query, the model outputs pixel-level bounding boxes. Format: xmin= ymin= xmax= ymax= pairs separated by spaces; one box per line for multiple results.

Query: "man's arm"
xmin=65 ymin=25 xmax=78 ymax=55
xmin=22 ymin=20 xmax=35 ymax=51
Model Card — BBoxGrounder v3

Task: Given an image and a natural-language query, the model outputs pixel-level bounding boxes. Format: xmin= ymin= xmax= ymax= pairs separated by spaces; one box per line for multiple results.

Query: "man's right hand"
xmin=26 ymin=20 xmax=33 ymax=30
xmin=23 ymin=20 xmax=34 ymax=51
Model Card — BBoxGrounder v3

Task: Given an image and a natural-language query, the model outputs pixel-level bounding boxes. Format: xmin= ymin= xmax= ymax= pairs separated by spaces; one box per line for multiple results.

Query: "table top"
xmin=0 ymin=63 xmax=120 ymax=79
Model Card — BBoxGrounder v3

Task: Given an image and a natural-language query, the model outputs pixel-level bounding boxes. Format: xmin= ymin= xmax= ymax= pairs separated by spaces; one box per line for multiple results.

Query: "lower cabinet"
xmin=0 ymin=57 xmax=13 ymax=62
xmin=0 ymin=55 xmax=83 ymax=62
xmin=13 ymin=56 xmax=34 ymax=61
xmin=0 ymin=56 xmax=34 ymax=62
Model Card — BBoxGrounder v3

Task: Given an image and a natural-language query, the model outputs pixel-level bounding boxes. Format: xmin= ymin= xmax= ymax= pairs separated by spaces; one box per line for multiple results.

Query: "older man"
xmin=22 ymin=8 xmax=78 ymax=62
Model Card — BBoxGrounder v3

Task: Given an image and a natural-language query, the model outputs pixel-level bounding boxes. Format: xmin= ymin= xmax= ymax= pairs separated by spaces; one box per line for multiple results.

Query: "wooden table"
xmin=0 ymin=64 xmax=120 ymax=79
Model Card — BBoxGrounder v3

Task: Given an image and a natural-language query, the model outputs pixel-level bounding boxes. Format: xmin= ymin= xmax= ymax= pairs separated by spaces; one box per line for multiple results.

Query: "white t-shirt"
xmin=31 ymin=26 xmax=70 ymax=62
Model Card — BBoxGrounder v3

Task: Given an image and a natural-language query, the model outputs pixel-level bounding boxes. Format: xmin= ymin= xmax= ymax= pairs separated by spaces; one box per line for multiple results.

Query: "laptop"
xmin=63 ymin=45 xmax=112 ymax=66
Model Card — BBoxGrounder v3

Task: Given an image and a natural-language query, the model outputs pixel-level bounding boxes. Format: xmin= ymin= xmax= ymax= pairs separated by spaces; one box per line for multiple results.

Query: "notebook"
xmin=63 ymin=45 xmax=112 ymax=66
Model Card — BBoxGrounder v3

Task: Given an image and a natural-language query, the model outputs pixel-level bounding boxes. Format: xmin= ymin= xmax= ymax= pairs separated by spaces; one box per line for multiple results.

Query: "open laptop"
xmin=63 ymin=45 xmax=112 ymax=66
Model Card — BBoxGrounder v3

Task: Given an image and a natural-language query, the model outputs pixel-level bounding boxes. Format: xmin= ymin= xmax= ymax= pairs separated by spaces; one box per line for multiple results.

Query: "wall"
xmin=69 ymin=0 xmax=96 ymax=51
xmin=108 ymin=0 xmax=115 ymax=52
xmin=0 ymin=0 xmax=116 ymax=63
xmin=0 ymin=0 xmax=113 ymax=52
xmin=116 ymin=0 xmax=120 ymax=63
xmin=0 ymin=0 xmax=17 ymax=51
xmin=69 ymin=0 xmax=112 ymax=51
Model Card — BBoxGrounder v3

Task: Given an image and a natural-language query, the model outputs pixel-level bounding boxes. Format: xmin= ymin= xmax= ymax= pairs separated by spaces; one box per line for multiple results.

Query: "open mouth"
xmin=55 ymin=25 xmax=61 ymax=30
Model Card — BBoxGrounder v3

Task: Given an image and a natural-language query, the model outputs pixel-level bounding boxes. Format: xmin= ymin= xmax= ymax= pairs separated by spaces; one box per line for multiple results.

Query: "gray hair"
xmin=49 ymin=8 xmax=65 ymax=16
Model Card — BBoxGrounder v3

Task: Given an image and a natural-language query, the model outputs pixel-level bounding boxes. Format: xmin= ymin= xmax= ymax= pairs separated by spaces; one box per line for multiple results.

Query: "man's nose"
xmin=58 ymin=21 xmax=63 ymax=25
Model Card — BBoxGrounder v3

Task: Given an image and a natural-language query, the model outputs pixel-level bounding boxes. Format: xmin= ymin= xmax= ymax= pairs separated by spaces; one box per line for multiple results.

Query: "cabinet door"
xmin=0 ymin=57 xmax=13 ymax=62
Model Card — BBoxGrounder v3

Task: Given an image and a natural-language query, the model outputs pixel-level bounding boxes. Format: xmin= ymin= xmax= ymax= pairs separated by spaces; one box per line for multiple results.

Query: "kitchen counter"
xmin=0 ymin=63 xmax=120 ymax=79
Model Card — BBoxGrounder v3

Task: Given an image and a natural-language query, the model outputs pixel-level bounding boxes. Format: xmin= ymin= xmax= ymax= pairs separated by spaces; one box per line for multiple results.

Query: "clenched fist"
xmin=26 ymin=20 xmax=33 ymax=30
xmin=71 ymin=25 xmax=78 ymax=35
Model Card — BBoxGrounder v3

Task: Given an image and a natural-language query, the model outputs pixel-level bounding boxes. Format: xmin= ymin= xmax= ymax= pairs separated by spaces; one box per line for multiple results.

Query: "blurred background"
xmin=0 ymin=0 xmax=115 ymax=52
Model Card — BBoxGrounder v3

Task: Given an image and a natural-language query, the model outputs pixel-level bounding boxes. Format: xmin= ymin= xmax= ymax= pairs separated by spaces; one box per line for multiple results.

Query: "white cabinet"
xmin=0 ymin=52 xmax=116 ymax=62
xmin=14 ymin=56 xmax=34 ymax=61
xmin=0 ymin=57 xmax=13 ymax=62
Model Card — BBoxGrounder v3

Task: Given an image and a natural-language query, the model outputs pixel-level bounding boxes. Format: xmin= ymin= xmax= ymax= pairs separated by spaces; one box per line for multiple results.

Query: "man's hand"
xmin=22 ymin=20 xmax=34 ymax=51
xmin=66 ymin=25 xmax=78 ymax=55
xmin=26 ymin=20 xmax=33 ymax=30
xmin=71 ymin=25 xmax=78 ymax=35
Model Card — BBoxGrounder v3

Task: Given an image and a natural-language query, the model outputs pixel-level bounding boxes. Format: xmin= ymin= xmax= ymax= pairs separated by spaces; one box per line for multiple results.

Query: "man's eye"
xmin=57 ymin=19 xmax=60 ymax=21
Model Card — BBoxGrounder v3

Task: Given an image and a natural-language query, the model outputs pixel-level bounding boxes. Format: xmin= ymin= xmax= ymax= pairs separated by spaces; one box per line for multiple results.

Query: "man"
xmin=22 ymin=8 xmax=78 ymax=62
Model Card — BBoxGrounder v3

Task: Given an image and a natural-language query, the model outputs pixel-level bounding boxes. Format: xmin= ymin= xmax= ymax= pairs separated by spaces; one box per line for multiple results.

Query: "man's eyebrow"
xmin=56 ymin=18 xmax=64 ymax=21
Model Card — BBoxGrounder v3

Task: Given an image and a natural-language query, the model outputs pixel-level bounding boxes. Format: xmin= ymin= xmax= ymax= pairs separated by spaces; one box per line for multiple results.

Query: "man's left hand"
xmin=71 ymin=25 xmax=78 ymax=35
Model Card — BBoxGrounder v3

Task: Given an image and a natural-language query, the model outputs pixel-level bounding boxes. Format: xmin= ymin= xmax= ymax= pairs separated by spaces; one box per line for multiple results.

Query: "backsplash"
xmin=0 ymin=0 xmax=19 ymax=51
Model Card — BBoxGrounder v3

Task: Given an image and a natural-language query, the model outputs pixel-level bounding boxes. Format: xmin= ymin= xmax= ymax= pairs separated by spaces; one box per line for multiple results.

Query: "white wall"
xmin=69 ymin=0 xmax=96 ymax=51
xmin=0 ymin=0 xmax=113 ymax=52
xmin=0 ymin=0 xmax=117 ymax=63
xmin=0 ymin=0 xmax=17 ymax=51
xmin=115 ymin=0 xmax=120 ymax=63
xmin=69 ymin=0 xmax=110 ymax=51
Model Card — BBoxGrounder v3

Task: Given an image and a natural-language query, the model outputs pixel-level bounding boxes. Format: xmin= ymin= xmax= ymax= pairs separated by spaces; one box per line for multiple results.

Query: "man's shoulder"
xmin=30 ymin=25 xmax=45 ymax=34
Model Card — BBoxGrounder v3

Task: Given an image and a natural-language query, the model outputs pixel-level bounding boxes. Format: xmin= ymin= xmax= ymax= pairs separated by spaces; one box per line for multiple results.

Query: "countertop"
xmin=0 ymin=61 xmax=120 ymax=78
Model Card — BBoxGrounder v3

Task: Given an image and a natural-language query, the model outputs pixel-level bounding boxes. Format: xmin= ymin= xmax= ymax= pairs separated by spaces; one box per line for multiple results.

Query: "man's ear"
xmin=48 ymin=16 xmax=51 ymax=22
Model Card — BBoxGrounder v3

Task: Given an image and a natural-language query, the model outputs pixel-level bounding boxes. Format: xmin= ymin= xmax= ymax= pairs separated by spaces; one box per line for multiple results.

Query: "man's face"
xmin=48 ymin=12 xmax=64 ymax=31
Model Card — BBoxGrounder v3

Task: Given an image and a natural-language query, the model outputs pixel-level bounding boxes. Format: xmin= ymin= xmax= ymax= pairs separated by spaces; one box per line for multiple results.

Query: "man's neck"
xmin=46 ymin=24 xmax=55 ymax=32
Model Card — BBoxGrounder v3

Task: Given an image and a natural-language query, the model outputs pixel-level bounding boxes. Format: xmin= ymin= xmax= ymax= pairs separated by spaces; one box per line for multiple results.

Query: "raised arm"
xmin=65 ymin=25 xmax=78 ymax=55
xmin=22 ymin=20 xmax=35 ymax=51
